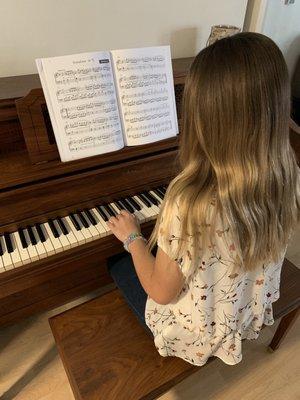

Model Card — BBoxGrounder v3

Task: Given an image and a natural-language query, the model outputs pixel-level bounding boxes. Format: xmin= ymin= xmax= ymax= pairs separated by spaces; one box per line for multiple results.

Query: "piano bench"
xmin=49 ymin=258 xmax=300 ymax=400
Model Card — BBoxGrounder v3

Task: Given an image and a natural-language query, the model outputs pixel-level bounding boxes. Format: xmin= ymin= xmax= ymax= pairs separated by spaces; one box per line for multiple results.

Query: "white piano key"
xmin=81 ymin=211 xmax=101 ymax=239
xmin=53 ymin=220 xmax=71 ymax=250
xmin=9 ymin=233 xmax=23 ymax=267
xmin=23 ymin=229 xmax=39 ymax=262
xmin=13 ymin=231 xmax=31 ymax=265
xmin=61 ymin=217 xmax=79 ymax=247
xmin=132 ymin=196 xmax=152 ymax=221
xmin=64 ymin=216 xmax=86 ymax=245
xmin=150 ymin=190 xmax=163 ymax=205
xmin=1 ymin=236 xmax=14 ymax=270
xmin=44 ymin=223 xmax=64 ymax=253
xmin=91 ymin=208 xmax=111 ymax=236
xmin=134 ymin=195 xmax=157 ymax=219
xmin=87 ymin=209 xmax=108 ymax=237
xmin=73 ymin=214 xmax=93 ymax=242
xmin=31 ymin=226 xmax=48 ymax=259
xmin=39 ymin=224 xmax=56 ymax=256
xmin=0 ymin=256 xmax=5 ymax=273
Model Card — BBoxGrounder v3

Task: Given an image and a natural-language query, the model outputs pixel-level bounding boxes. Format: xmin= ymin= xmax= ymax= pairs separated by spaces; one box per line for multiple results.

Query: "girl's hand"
xmin=107 ymin=210 xmax=140 ymax=242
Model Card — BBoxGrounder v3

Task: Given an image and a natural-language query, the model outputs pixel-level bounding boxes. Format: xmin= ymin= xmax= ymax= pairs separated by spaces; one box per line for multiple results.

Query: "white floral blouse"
xmin=145 ymin=200 xmax=284 ymax=366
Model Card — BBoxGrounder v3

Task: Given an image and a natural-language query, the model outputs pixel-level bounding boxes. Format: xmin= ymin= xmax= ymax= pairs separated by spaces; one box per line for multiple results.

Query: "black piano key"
xmin=137 ymin=193 xmax=151 ymax=207
xmin=84 ymin=209 xmax=97 ymax=226
xmin=159 ymin=186 xmax=167 ymax=194
xmin=128 ymin=196 xmax=141 ymax=210
xmin=103 ymin=204 xmax=116 ymax=218
xmin=89 ymin=209 xmax=99 ymax=223
xmin=122 ymin=199 xmax=134 ymax=213
xmin=0 ymin=236 xmax=4 ymax=255
xmin=4 ymin=232 xmax=14 ymax=253
xmin=114 ymin=201 xmax=123 ymax=211
xmin=153 ymin=188 xmax=164 ymax=200
xmin=57 ymin=218 xmax=69 ymax=235
xmin=35 ymin=224 xmax=46 ymax=242
xmin=96 ymin=206 xmax=109 ymax=222
xmin=70 ymin=214 xmax=81 ymax=231
xmin=27 ymin=225 xmax=37 ymax=245
xmin=18 ymin=228 xmax=28 ymax=248
xmin=77 ymin=212 xmax=90 ymax=228
xmin=118 ymin=199 xmax=132 ymax=213
xmin=125 ymin=197 xmax=139 ymax=211
xmin=48 ymin=219 xmax=60 ymax=238
xmin=142 ymin=191 xmax=159 ymax=206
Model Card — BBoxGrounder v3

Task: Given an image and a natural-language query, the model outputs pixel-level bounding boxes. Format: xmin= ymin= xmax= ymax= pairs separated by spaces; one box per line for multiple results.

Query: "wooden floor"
xmin=0 ymin=228 xmax=299 ymax=400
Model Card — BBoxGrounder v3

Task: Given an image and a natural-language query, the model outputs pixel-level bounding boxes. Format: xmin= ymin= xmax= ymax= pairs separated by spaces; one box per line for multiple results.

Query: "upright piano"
xmin=0 ymin=58 xmax=299 ymax=327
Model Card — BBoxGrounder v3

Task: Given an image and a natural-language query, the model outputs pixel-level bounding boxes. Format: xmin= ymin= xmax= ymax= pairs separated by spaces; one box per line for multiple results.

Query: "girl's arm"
xmin=107 ymin=210 xmax=184 ymax=305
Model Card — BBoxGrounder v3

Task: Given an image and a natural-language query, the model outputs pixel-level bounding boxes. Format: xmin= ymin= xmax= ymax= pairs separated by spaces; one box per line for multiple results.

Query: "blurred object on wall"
xmin=206 ymin=25 xmax=241 ymax=46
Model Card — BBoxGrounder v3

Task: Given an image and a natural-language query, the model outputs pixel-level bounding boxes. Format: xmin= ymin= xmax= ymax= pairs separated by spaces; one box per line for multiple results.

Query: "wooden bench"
xmin=49 ymin=258 xmax=299 ymax=400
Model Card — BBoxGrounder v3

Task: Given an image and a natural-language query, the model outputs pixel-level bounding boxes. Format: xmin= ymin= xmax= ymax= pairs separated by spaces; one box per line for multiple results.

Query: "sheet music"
xmin=36 ymin=52 xmax=124 ymax=162
xmin=111 ymin=46 xmax=178 ymax=146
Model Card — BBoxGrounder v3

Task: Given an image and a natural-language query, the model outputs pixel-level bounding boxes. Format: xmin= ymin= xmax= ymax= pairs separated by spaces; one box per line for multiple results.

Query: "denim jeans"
xmin=107 ymin=252 xmax=152 ymax=335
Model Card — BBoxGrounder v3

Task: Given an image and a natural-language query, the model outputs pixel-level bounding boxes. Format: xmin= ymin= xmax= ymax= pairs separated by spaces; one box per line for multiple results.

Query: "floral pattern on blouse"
xmin=145 ymin=200 xmax=284 ymax=366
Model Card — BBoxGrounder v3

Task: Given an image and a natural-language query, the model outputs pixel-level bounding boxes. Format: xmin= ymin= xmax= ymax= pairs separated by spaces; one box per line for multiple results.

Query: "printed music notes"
xmin=111 ymin=46 xmax=178 ymax=145
xmin=36 ymin=46 xmax=178 ymax=162
xmin=36 ymin=52 xmax=123 ymax=161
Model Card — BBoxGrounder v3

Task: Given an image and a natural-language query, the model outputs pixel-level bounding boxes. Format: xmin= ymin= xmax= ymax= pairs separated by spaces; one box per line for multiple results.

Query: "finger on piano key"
xmin=23 ymin=229 xmax=39 ymax=262
xmin=39 ymin=224 xmax=56 ymax=256
xmin=91 ymin=208 xmax=111 ymax=236
xmin=9 ymin=233 xmax=23 ymax=267
xmin=73 ymin=214 xmax=93 ymax=242
xmin=60 ymin=217 xmax=79 ymax=247
xmin=44 ymin=223 xmax=64 ymax=253
xmin=64 ymin=216 xmax=86 ymax=245
xmin=120 ymin=200 xmax=145 ymax=223
xmin=13 ymin=231 xmax=31 ymax=265
xmin=31 ymin=226 xmax=48 ymax=259
xmin=53 ymin=220 xmax=71 ymax=250
xmin=0 ymin=235 xmax=14 ymax=270
xmin=81 ymin=211 xmax=101 ymax=239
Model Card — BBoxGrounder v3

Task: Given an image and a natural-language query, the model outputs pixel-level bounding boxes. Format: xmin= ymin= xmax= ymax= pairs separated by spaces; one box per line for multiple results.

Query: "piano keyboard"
xmin=0 ymin=186 xmax=167 ymax=273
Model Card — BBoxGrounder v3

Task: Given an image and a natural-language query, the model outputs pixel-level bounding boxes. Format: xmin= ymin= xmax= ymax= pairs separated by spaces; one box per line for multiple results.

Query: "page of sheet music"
xmin=37 ymin=52 xmax=124 ymax=162
xmin=111 ymin=46 xmax=178 ymax=146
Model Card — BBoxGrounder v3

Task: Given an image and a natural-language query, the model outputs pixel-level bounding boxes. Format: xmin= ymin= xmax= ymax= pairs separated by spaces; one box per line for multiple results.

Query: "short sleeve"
xmin=157 ymin=201 xmax=194 ymax=280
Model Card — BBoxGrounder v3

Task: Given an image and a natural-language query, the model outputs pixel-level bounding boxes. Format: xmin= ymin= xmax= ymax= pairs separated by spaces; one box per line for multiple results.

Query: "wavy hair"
xmin=150 ymin=32 xmax=300 ymax=270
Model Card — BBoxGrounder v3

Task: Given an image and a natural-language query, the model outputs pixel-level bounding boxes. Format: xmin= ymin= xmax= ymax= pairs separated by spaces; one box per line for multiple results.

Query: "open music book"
xmin=36 ymin=46 xmax=178 ymax=162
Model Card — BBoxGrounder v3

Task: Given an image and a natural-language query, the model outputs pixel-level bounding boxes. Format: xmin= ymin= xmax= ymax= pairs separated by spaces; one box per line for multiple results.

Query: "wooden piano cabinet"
xmin=0 ymin=221 xmax=156 ymax=327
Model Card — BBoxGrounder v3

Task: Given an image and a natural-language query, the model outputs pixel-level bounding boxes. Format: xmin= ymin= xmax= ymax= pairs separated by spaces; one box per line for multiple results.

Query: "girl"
xmin=107 ymin=32 xmax=300 ymax=366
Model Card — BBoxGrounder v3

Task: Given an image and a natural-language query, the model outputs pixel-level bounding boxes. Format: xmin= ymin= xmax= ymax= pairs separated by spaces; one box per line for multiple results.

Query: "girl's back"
xmin=146 ymin=32 xmax=299 ymax=365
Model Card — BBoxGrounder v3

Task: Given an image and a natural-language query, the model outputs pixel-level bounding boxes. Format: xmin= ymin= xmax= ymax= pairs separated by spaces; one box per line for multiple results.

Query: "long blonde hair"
xmin=150 ymin=32 xmax=300 ymax=270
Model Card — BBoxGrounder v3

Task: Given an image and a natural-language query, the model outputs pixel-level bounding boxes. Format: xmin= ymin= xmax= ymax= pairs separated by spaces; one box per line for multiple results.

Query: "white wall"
xmin=244 ymin=0 xmax=300 ymax=76
xmin=0 ymin=0 xmax=247 ymax=77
